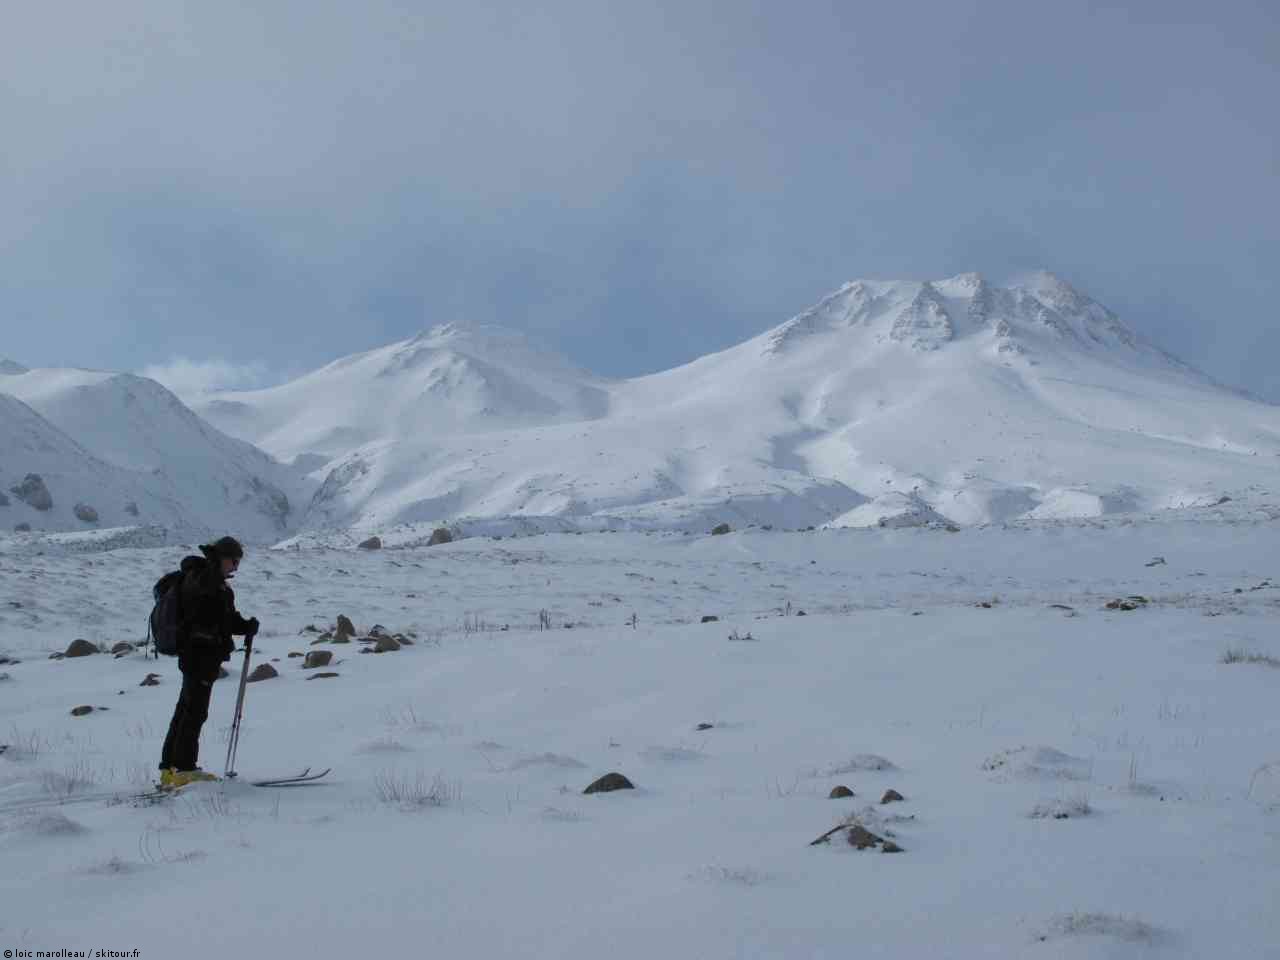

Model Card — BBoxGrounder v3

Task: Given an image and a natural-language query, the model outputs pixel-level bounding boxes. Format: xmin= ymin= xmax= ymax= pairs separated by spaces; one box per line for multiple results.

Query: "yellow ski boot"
xmin=159 ymin=768 xmax=220 ymax=790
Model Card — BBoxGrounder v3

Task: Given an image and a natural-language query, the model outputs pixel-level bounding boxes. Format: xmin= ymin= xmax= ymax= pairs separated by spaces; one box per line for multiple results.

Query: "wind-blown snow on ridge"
xmin=198 ymin=323 xmax=612 ymax=466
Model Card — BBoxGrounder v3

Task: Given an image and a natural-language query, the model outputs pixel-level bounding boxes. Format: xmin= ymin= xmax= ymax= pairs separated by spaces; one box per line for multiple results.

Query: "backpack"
xmin=148 ymin=570 xmax=185 ymax=657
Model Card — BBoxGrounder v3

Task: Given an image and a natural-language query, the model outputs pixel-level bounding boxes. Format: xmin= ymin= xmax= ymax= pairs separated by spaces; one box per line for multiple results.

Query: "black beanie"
xmin=202 ymin=535 xmax=244 ymax=559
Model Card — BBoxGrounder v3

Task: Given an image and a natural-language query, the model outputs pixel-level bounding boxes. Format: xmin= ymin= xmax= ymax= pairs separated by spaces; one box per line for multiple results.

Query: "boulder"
xmin=584 ymin=772 xmax=635 ymax=795
xmin=880 ymin=789 xmax=905 ymax=804
xmin=700 ymin=615 xmax=719 ymax=623
xmin=847 ymin=825 xmax=883 ymax=850
xmin=139 ymin=674 xmax=161 ymax=687
xmin=70 ymin=705 xmax=94 ymax=717
xmin=335 ymin=615 xmax=356 ymax=640
xmin=373 ymin=636 xmax=401 ymax=653
xmin=427 ymin=527 xmax=453 ymax=546
xmin=710 ymin=523 xmax=731 ymax=536
xmin=124 ymin=501 xmax=139 ymax=517
xmin=305 ymin=672 xmax=340 ymax=680
xmin=64 ymin=639 xmax=98 ymax=658
xmin=246 ymin=663 xmax=278 ymax=682
xmin=110 ymin=641 xmax=134 ymax=656
xmin=829 ymin=785 xmax=855 ymax=799
xmin=358 ymin=536 xmax=382 ymax=550
xmin=10 ymin=474 xmax=52 ymax=511
xmin=74 ymin=503 xmax=99 ymax=523
xmin=368 ymin=624 xmax=390 ymax=638
xmin=303 ymin=650 xmax=333 ymax=669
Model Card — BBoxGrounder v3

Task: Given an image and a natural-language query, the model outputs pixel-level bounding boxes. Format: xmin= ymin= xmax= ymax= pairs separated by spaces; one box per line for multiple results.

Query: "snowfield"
xmin=1 ymin=493 xmax=1278 ymax=958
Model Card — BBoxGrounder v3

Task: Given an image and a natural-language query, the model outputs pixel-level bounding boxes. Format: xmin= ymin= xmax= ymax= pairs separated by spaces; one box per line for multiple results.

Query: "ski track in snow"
xmin=1 ymin=496 xmax=1279 ymax=958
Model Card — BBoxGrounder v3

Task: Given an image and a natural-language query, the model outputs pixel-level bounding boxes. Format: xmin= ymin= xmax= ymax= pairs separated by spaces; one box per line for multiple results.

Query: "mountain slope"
xmin=1 ymin=368 xmax=304 ymax=538
xmin=212 ymin=273 xmax=1280 ymax=533
xmin=0 ymin=392 xmax=180 ymax=532
xmin=198 ymin=323 xmax=612 ymax=466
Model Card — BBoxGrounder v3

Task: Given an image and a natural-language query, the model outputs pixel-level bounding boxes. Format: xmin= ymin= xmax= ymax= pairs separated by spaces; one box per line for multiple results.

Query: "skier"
xmin=158 ymin=536 xmax=258 ymax=788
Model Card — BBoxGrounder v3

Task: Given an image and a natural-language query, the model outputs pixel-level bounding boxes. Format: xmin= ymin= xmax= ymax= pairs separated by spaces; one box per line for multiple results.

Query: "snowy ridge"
xmin=0 ymin=368 xmax=303 ymax=539
xmin=197 ymin=322 xmax=612 ymax=466
xmin=223 ymin=272 xmax=1279 ymax=536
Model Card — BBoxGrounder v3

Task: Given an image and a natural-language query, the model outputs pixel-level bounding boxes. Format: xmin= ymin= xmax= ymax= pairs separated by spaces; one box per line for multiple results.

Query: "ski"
xmin=250 ymin=767 xmax=331 ymax=787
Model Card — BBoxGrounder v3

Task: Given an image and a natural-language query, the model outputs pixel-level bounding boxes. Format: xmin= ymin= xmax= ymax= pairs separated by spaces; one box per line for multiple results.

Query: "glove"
xmin=245 ymin=617 xmax=260 ymax=636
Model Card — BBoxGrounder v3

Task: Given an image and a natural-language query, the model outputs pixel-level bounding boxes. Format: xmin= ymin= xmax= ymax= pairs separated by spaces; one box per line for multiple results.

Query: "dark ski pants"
xmin=159 ymin=657 xmax=221 ymax=771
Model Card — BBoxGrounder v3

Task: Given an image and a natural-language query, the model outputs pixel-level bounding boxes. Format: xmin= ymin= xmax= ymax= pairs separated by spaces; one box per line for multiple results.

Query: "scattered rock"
xmin=369 ymin=624 xmax=390 ymax=638
xmin=710 ymin=523 xmax=731 ymax=536
xmin=583 ymin=772 xmax=635 ymax=794
xmin=696 ymin=723 xmax=715 ymax=731
xmin=881 ymin=789 xmax=905 ymax=804
xmin=1145 ymin=556 xmax=1167 ymax=567
xmin=74 ymin=503 xmax=99 ymax=523
xmin=373 ymin=636 xmax=401 ymax=653
xmin=110 ymin=641 xmax=134 ymax=656
xmin=64 ymin=639 xmax=98 ymax=658
xmin=1105 ymin=596 xmax=1149 ymax=612
xmin=881 ymin=841 xmax=904 ymax=853
xmin=306 ymin=672 xmax=340 ymax=680
xmin=428 ymin=527 xmax=453 ymax=546
xmin=847 ymin=825 xmax=883 ymax=850
xmin=139 ymin=674 xmax=161 ymax=687
xmin=303 ymin=650 xmax=333 ymax=669
xmin=357 ymin=536 xmax=382 ymax=550
xmin=287 ymin=651 xmax=303 ymax=658
xmin=70 ymin=705 xmax=94 ymax=717
xmin=700 ymin=615 xmax=719 ymax=623
xmin=335 ymin=615 xmax=356 ymax=640
xmin=246 ymin=663 xmax=278 ymax=682
xmin=796 ymin=610 xmax=807 ymax=617
xmin=9 ymin=474 xmax=53 ymax=511
xmin=829 ymin=785 xmax=855 ymax=799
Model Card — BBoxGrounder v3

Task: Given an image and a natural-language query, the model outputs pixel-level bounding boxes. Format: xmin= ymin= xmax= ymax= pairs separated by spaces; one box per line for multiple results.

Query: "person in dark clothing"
xmin=159 ymin=535 xmax=259 ymax=786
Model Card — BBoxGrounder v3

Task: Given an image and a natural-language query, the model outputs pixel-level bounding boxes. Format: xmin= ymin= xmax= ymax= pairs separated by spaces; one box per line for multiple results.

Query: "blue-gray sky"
xmin=2 ymin=1 xmax=1278 ymax=399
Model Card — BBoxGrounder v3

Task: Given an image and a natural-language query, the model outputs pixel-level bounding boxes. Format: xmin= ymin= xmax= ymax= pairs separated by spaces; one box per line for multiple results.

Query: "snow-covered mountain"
xmin=0 ymin=367 xmax=304 ymax=539
xmin=196 ymin=324 xmax=612 ymax=467
xmin=247 ymin=272 xmax=1279 ymax=534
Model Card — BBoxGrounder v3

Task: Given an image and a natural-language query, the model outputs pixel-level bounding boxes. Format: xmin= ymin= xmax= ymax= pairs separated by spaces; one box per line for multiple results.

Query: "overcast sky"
xmin=2 ymin=1 xmax=1277 ymax=400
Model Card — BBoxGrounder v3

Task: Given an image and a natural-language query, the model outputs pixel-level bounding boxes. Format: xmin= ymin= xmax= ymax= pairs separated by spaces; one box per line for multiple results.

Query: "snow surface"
xmin=0 ymin=367 xmax=303 ymax=539
xmin=1 ymin=493 xmax=1279 ymax=957
xmin=201 ymin=273 xmax=1280 ymax=535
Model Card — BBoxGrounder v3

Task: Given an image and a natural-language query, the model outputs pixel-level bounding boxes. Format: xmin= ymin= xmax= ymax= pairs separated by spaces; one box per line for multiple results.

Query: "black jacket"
xmin=179 ymin=552 xmax=253 ymax=662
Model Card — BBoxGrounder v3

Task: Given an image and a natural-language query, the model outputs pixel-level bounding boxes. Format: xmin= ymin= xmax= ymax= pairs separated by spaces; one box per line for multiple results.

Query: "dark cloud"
xmin=2 ymin=0 xmax=1277 ymax=397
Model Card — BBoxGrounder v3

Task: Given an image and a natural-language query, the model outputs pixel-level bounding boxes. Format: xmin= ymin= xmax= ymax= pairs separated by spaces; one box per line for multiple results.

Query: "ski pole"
xmin=224 ymin=626 xmax=256 ymax=779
